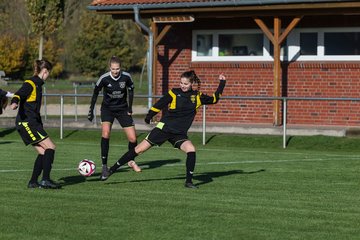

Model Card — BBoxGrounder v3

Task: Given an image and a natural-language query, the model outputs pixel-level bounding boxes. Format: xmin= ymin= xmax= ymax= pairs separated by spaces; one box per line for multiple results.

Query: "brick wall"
xmin=155 ymin=23 xmax=360 ymax=127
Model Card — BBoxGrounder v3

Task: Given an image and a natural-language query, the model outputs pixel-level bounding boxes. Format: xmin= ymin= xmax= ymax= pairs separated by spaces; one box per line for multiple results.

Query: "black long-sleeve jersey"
xmin=0 ymin=88 xmax=6 ymax=99
xmin=0 ymin=88 xmax=7 ymax=115
xmin=11 ymin=76 xmax=44 ymax=124
xmin=89 ymin=71 xmax=134 ymax=112
xmin=146 ymin=80 xmax=226 ymax=134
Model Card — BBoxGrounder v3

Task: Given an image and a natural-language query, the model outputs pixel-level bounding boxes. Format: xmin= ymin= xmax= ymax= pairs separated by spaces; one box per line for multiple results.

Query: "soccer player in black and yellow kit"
xmin=10 ymin=59 xmax=61 ymax=189
xmin=88 ymin=56 xmax=141 ymax=180
xmin=101 ymin=70 xmax=226 ymax=189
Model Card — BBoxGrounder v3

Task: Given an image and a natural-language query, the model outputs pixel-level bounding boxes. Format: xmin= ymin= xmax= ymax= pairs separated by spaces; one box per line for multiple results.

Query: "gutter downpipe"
xmin=133 ymin=6 xmax=153 ymax=109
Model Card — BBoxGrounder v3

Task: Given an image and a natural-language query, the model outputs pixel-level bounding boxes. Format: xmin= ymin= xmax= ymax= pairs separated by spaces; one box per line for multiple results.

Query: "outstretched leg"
xmin=101 ymin=140 xmax=152 ymax=181
xmin=124 ymin=126 xmax=141 ymax=172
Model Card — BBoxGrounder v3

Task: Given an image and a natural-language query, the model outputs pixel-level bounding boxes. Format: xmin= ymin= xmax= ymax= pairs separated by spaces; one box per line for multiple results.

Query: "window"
xmin=300 ymin=32 xmax=317 ymax=55
xmin=196 ymin=34 xmax=212 ymax=56
xmin=288 ymin=27 xmax=360 ymax=61
xmin=193 ymin=28 xmax=360 ymax=62
xmin=218 ymin=34 xmax=263 ymax=56
xmin=192 ymin=30 xmax=272 ymax=61
xmin=324 ymin=32 xmax=360 ymax=55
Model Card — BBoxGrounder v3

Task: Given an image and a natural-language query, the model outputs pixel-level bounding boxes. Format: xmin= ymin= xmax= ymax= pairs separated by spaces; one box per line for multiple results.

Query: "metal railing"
xmin=41 ymin=93 xmax=360 ymax=148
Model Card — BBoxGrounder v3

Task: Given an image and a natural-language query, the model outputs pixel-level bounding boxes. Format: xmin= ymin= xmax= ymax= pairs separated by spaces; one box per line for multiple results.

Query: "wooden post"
xmin=254 ymin=16 xmax=302 ymax=126
xmin=273 ymin=17 xmax=281 ymax=125
xmin=152 ymin=24 xmax=172 ymax=97
xmin=151 ymin=21 xmax=158 ymax=98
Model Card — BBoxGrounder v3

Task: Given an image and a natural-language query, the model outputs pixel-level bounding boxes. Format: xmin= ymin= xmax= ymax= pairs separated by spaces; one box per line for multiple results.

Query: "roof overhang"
xmin=88 ymin=0 xmax=360 ymax=18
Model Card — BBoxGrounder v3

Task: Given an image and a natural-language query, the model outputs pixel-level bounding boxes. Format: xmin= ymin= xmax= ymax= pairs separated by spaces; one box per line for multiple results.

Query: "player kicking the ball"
xmin=101 ymin=70 xmax=226 ymax=189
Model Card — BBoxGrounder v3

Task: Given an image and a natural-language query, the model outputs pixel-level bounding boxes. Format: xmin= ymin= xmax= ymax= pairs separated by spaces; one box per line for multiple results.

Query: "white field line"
xmin=0 ymin=157 xmax=359 ymax=173
xmin=1 ymin=139 xmax=359 ymax=158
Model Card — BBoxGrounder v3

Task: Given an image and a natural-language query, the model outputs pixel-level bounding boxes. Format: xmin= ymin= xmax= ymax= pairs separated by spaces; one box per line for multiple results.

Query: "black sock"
xmin=128 ymin=141 xmax=137 ymax=150
xmin=30 ymin=154 xmax=43 ymax=183
xmin=42 ymin=149 xmax=55 ymax=181
xmin=101 ymin=137 xmax=110 ymax=165
xmin=110 ymin=148 xmax=138 ymax=172
xmin=186 ymin=152 xmax=196 ymax=183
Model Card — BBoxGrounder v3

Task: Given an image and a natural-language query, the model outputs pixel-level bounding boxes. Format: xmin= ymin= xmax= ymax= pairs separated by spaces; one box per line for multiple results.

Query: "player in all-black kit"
xmin=10 ymin=59 xmax=61 ymax=189
xmin=88 ymin=56 xmax=141 ymax=180
xmin=101 ymin=70 xmax=226 ymax=189
xmin=0 ymin=88 xmax=13 ymax=115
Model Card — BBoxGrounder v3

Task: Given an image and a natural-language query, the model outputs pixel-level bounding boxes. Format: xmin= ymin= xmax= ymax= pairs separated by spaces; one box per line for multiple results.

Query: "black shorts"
xmin=145 ymin=126 xmax=188 ymax=149
xmin=16 ymin=121 xmax=49 ymax=146
xmin=101 ymin=108 xmax=134 ymax=128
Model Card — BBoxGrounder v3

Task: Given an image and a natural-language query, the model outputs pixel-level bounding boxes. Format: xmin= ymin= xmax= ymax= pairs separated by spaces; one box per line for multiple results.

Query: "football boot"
xmin=184 ymin=182 xmax=198 ymax=189
xmin=39 ymin=179 xmax=62 ymax=189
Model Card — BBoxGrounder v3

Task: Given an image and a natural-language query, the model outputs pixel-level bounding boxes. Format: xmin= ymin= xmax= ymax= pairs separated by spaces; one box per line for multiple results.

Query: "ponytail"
xmin=33 ymin=59 xmax=52 ymax=76
xmin=181 ymin=70 xmax=201 ymax=89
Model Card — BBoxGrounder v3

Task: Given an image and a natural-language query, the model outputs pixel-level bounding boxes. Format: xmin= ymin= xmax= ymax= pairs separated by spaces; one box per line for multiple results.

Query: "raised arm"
xmin=199 ymin=74 xmax=226 ymax=105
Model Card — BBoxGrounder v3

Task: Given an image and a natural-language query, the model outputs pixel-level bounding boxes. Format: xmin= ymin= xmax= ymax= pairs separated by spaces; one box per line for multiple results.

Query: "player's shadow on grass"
xmin=58 ymin=175 xmax=87 ymax=186
xmin=205 ymin=134 xmax=217 ymax=144
xmin=0 ymin=127 xmax=16 ymax=137
xmin=194 ymin=169 xmax=265 ymax=187
xmin=107 ymin=168 xmax=265 ymax=187
xmin=64 ymin=130 xmax=79 ymax=139
xmin=82 ymin=159 xmax=182 ymax=182
xmin=138 ymin=159 xmax=182 ymax=170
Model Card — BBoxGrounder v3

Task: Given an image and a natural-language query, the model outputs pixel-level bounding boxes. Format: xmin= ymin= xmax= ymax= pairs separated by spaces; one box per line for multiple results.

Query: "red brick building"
xmin=89 ymin=0 xmax=360 ymax=127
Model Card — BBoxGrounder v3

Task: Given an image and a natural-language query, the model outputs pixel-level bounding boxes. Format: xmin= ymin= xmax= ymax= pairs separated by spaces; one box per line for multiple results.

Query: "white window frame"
xmin=192 ymin=29 xmax=272 ymax=62
xmin=193 ymin=27 xmax=360 ymax=62
xmin=287 ymin=27 xmax=360 ymax=61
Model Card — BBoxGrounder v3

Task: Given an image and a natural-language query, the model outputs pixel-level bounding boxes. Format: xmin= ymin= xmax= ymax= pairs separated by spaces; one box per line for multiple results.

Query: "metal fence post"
xmin=43 ymin=86 xmax=47 ymax=120
xmin=283 ymin=98 xmax=287 ymax=149
xmin=202 ymin=105 xmax=206 ymax=145
xmin=93 ymin=106 xmax=97 ymax=126
xmin=60 ymin=95 xmax=64 ymax=140
xmin=74 ymin=84 xmax=78 ymax=121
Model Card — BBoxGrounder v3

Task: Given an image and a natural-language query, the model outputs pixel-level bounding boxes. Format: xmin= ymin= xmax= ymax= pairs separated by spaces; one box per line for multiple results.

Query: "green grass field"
xmin=0 ymin=128 xmax=360 ymax=240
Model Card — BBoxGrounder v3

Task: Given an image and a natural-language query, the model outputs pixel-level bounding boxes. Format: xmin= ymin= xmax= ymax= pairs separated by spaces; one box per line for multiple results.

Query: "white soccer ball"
xmin=78 ymin=159 xmax=96 ymax=177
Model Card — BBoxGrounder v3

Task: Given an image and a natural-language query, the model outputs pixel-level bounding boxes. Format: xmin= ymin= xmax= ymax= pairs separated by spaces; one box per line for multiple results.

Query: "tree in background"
xmin=26 ymin=0 xmax=64 ymax=60
xmin=0 ymin=0 xmax=146 ymax=79
xmin=0 ymin=34 xmax=26 ymax=78
xmin=71 ymin=10 xmax=146 ymax=77
xmin=71 ymin=11 xmax=131 ymax=77
xmin=26 ymin=37 xmax=64 ymax=78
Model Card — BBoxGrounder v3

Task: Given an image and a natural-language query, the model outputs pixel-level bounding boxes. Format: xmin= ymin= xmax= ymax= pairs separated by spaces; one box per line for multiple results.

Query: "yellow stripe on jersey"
xmin=169 ymin=90 xmax=176 ymax=109
xmin=150 ymin=107 xmax=161 ymax=112
xmin=24 ymin=80 xmax=36 ymax=102
xmin=196 ymin=93 xmax=202 ymax=109
xmin=212 ymin=93 xmax=217 ymax=103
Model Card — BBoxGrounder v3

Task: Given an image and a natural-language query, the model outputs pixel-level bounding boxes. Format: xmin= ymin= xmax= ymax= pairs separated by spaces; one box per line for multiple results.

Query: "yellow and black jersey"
xmin=11 ymin=76 xmax=44 ymax=124
xmin=146 ymin=80 xmax=226 ymax=134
